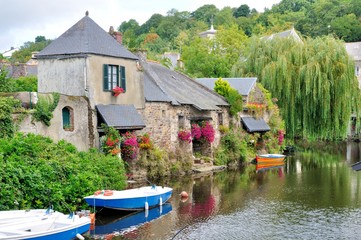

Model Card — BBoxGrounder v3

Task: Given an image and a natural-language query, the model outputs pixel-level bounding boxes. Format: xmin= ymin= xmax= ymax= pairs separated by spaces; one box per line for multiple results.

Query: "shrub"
xmin=178 ymin=129 xmax=192 ymax=143
xmin=32 ymin=93 xmax=60 ymax=126
xmin=0 ymin=133 xmax=126 ymax=212
xmin=0 ymin=97 xmax=22 ymax=138
xmin=101 ymin=124 xmax=122 ymax=156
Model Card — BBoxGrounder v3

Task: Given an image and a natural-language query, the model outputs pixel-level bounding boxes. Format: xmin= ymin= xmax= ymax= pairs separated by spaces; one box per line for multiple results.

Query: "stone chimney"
xmin=109 ymin=26 xmax=122 ymax=45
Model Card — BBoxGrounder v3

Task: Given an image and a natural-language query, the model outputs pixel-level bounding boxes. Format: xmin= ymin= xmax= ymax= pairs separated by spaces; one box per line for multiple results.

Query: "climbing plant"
xmin=32 ymin=93 xmax=60 ymax=126
xmin=214 ymin=78 xmax=243 ymax=116
xmin=232 ymin=36 xmax=361 ymax=140
xmin=0 ymin=97 xmax=21 ymax=138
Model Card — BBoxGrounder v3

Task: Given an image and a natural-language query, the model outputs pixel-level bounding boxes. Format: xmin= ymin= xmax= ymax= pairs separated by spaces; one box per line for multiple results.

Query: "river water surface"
xmin=89 ymin=142 xmax=361 ymax=240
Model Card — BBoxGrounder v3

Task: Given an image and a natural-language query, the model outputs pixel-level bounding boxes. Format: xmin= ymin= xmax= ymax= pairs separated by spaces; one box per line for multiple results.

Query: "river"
xmin=87 ymin=142 xmax=361 ymax=240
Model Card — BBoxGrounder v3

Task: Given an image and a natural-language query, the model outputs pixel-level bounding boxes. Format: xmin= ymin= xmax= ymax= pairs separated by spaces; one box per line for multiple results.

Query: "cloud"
xmin=1 ymin=0 xmax=280 ymax=53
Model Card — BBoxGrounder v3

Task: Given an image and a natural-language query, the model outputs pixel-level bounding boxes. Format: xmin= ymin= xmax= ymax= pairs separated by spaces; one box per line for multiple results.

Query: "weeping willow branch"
xmin=232 ymin=36 xmax=361 ymax=140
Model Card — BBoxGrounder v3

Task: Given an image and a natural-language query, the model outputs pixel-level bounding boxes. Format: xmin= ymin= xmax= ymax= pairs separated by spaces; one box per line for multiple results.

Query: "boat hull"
xmin=0 ymin=212 xmax=90 ymax=240
xmin=84 ymin=186 xmax=173 ymax=211
xmin=256 ymin=154 xmax=286 ymax=164
xmin=352 ymin=161 xmax=361 ymax=171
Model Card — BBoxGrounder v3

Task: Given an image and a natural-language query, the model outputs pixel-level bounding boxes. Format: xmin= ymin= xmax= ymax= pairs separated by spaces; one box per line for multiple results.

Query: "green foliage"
xmin=0 ymin=69 xmax=37 ymax=92
xmin=233 ymin=36 xmax=360 ymax=140
xmin=10 ymin=38 xmax=51 ymax=63
xmin=0 ymin=68 xmax=13 ymax=92
xmin=214 ymin=78 xmax=243 ymax=116
xmin=11 ymin=76 xmax=38 ymax=92
xmin=0 ymin=133 xmax=126 ymax=211
xmin=101 ymin=124 xmax=122 ymax=156
xmin=33 ymin=93 xmax=60 ymax=126
xmin=138 ymin=147 xmax=170 ymax=179
xmin=214 ymin=128 xmax=248 ymax=165
xmin=0 ymin=97 xmax=22 ymax=138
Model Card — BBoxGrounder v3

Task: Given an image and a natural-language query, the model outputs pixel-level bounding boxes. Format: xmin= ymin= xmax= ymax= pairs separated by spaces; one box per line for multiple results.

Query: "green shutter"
xmin=62 ymin=108 xmax=70 ymax=127
xmin=120 ymin=66 xmax=126 ymax=92
xmin=103 ymin=64 xmax=108 ymax=91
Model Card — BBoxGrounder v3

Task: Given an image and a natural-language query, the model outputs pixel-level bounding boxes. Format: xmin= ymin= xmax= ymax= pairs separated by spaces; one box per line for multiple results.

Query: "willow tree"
xmin=232 ymin=36 xmax=361 ymax=140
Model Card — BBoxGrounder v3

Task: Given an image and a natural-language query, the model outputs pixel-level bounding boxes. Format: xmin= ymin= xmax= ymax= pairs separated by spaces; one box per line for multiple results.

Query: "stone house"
xmin=140 ymin=57 xmax=229 ymax=156
xmin=17 ymin=12 xmax=230 ymax=158
xmin=20 ymin=12 xmax=145 ymax=151
xmin=196 ymin=77 xmax=271 ymax=134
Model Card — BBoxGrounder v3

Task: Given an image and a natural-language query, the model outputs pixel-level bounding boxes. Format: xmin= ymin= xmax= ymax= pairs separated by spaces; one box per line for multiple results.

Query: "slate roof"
xmin=36 ymin=14 xmax=138 ymax=60
xmin=143 ymin=61 xmax=228 ymax=111
xmin=196 ymin=78 xmax=257 ymax=96
xmin=241 ymin=117 xmax=270 ymax=133
xmin=345 ymin=42 xmax=361 ymax=61
xmin=262 ymin=28 xmax=302 ymax=43
xmin=96 ymin=104 xmax=145 ymax=130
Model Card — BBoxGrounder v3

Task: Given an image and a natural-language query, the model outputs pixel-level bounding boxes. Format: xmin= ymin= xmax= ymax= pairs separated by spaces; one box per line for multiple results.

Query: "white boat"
xmin=0 ymin=209 xmax=60 ymax=226
xmin=0 ymin=210 xmax=90 ymax=240
xmin=84 ymin=185 xmax=173 ymax=211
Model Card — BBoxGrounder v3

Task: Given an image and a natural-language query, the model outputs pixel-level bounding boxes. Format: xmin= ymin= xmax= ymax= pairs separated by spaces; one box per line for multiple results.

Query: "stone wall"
xmin=138 ymin=102 xmax=230 ymax=156
xmin=17 ymin=94 xmax=95 ymax=151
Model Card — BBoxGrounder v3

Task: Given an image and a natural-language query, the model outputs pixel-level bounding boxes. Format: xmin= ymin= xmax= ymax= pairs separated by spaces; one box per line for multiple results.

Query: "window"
xmin=103 ymin=64 xmax=126 ymax=92
xmin=62 ymin=107 xmax=74 ymax=131
xmin=218 ymin=113 xmax=223 ymax=126
xmin=178 ymin=115 xmax=185 ymax=129
xmin=356 ymin=66 xmax=360 ymax=76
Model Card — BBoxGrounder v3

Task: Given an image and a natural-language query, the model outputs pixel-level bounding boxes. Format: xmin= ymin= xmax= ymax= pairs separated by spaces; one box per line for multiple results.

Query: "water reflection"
xmin=87 ymin=142 xmax=361 ymax=239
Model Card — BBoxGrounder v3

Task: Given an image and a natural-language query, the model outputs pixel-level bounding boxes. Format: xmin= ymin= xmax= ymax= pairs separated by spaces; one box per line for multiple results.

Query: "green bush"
xmin=0 ymin=133 xmax=126 ymax=212
xmin=0 ymin=97 xmax=22 ymax=138
xmin=215 ymin=129 xmax=248 ymax=166
xmin=33 ymin=93 xmax=60 ymax=126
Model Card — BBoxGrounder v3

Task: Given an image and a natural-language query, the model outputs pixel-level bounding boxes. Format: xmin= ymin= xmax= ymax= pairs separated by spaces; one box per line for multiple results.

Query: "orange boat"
xmin=253 ymin=154 xmax=286 ymax=172
xmin=255 ymin=154 xmax=286 ymax=164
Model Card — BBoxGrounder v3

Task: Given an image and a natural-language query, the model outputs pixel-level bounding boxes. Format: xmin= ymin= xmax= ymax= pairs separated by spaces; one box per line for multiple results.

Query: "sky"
xmin=0 ymin=0 xmax=281 ymax=53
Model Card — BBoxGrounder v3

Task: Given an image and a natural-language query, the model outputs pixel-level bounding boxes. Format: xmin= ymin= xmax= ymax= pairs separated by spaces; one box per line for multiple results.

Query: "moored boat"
xmin=255 ymin=154 xmax=286 ymax=164
xmin=0 ymin=211 xmax=90 ymax=240
xmin=84 ymin=186 xmax=173 ymax=211
xmin=352 ymin=161 xmax=361 ymax=171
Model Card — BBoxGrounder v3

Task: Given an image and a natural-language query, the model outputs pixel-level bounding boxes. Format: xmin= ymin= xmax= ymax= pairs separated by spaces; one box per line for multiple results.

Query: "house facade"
xmin=140 ymin=59 xmax=230 ymax=156
xmin=345 ymin=41 xmax=361 ymax=87
xmin=17 ymin=12 xmax=230 ymax=158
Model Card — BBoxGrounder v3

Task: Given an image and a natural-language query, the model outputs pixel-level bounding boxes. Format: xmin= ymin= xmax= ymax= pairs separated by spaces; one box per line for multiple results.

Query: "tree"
xmin=232 ymin=36 xmax=361 ymax=140
xmin=118 ymin=19 xmax=139 ymax=33
xmin=234 ymin=4 xmax=250 ymax=18
xmin=192 ymin=4 xmax=219 ymax=24
xmin=182 ymin=25 xmax=248 ymax=78
xmin=35 ymin=36 xmax=46 ymax=43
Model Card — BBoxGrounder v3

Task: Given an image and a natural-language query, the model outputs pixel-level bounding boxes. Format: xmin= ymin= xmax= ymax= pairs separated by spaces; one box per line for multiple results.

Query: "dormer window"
xmin=103 ymin=64 xmax=126 ymax=92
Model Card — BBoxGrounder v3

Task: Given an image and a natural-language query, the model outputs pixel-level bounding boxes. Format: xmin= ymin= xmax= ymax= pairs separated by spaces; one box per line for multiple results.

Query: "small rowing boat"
xmin=84 ymin=185 xmax=173 ymax=211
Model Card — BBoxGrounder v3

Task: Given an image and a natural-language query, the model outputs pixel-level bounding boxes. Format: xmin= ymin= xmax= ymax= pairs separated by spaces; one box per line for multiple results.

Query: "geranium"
xmin=101 ymin=124 xmax=122 ymax=156
xmin=121 ymin=132 xmax=139 ymax=161
xmin=191 ymin=124 xmax=202 ymax=140
xmin=201 ymin=122 xmax=215 ymax=143
xmin=138 ymin=133 xmax=153 ymax=150
xmin=112 ymin=86 xmax=124 ymax=96
xmin=178 ymin=129 xmax=192 ymax=143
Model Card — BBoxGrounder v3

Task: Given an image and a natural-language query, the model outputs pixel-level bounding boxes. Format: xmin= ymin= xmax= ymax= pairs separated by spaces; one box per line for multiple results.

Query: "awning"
xmin=96 ymin=104 xmax=146 ymax=130
xmin=241 ymin=117 xmax=271 ymax=133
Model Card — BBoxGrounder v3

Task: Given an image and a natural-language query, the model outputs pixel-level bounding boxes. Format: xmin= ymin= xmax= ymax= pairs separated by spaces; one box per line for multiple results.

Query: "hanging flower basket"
xmin=112 ymin=86 xmax=124 ymax=96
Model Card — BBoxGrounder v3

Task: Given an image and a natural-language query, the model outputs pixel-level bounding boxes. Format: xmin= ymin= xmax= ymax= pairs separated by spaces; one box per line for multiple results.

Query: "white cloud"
xmin=0 ymin=0 xmax=281 ymax=53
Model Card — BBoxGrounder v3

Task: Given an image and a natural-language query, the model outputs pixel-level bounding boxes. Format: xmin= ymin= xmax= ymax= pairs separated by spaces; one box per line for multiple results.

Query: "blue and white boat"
xmin=0 ymin=210 xmax=90 ymax=240
xmin=84 ymin=186 xmax=173 ymax=211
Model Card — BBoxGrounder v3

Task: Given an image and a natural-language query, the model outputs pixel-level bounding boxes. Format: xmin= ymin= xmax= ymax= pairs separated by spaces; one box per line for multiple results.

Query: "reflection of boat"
xmin=255 ymin=154 xmax=286 ymax=164
xmin=91 ymin=203 xmax=172 ymax=236
xmin=84 ymin=186 xmax=173 ymax=211
xmin=0 ymin=211 xmax=90 ymax=240
xmin=352 ymin=161 xmax=361 ymax=171
xmin=256 ymin=161 xmax=285 ymax=172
